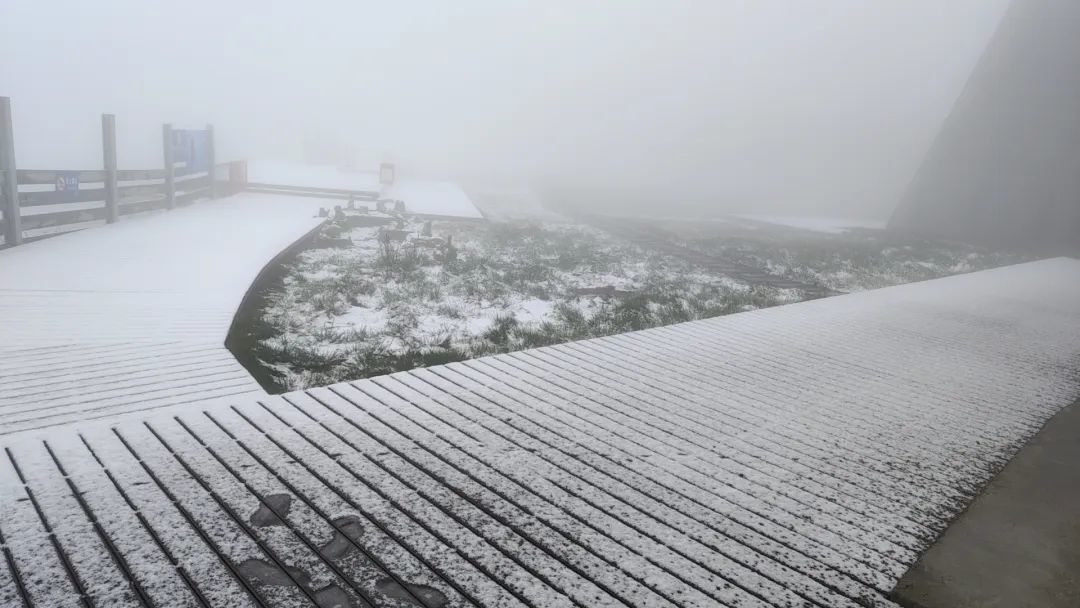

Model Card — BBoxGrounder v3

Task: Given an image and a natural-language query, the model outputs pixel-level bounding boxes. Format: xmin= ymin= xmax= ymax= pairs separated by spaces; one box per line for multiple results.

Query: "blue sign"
xmin=54 ymin=171 xmax=79 ymax=202
xmin=171 ymin=129 xmax=210 ymax=176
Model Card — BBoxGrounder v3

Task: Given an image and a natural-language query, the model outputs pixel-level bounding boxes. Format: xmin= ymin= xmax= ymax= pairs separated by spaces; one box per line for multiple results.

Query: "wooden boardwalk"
xmin=0 ymin=193 xmax=326 ymax=434
xmin=1 ymin=258 xmax=1077 ymax=608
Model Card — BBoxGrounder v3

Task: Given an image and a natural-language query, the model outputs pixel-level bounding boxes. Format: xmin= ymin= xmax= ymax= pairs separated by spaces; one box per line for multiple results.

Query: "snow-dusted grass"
xmin=253 ymin=218 xmax=794 ymax=391
xmin=676 ymin=223 xmax=1030 ymax=293
xmin=249 ymin=214 xmax=1029 ymax=392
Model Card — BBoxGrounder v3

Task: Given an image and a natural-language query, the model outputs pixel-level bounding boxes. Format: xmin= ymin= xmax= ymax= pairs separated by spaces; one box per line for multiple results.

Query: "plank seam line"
xmin=78 ymin=433 xmax=213 ymax=608
xmin=206 ymin=407 xmax=467 ymax=608
xmin=42 ymin=440 xmax=155 ymax=607
xmin=4 ymin=447 xmax=92 ymax=607
xmin=110 ymin=427 xmax=270 ymax=608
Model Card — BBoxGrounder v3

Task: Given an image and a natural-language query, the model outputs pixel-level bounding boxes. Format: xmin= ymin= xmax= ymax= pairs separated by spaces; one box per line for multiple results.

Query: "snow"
xmin=732 ymin=214 xmax=887 ymax=234
xmin=0 ymin=193 xmax=328 ymax=434
xmin=248 ymin=160 xmax=484 ymax=219
xmin=338 ymin=305 xmax=391 ymax=332
xmin=513 ymin=298 xmax=555 ymax=324
xmin=460 ymin=182 xmax=569 ymax=223
xmin=2 ymin=257 xmax=1078 ymax=607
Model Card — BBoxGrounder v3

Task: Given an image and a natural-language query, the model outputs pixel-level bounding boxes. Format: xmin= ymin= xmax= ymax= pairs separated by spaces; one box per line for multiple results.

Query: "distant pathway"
xmin=0 ymin=193 xmax=326 ymax=434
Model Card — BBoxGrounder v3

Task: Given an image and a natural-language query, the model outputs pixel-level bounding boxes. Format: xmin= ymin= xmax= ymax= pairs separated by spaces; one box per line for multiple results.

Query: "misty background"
xmin=1 ymin=0 xmax=1009 ymax=219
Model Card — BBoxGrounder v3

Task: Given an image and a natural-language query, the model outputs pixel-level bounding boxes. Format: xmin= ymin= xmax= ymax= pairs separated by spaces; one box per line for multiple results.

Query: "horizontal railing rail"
xmin=245 ymin=181 xmax=380 ymax=201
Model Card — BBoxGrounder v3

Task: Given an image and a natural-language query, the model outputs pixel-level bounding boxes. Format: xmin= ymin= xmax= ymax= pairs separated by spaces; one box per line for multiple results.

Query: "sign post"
xmin=379 ymin=162 xmax=395 ymax=186
xmin=0 ymin=97 xmax=21 ymax=246
xmin=102 ymin=114 xmax=118 ymax=223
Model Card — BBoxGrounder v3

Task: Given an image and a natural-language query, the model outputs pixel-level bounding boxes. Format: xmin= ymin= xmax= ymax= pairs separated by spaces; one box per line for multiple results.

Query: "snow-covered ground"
xmin=249 ymin=160 xmax=484 ymax=219
xmin=460 ymin=181 xmax=570 ymax=223
xmin=2 ymin=258 xmax=1078 ymax=608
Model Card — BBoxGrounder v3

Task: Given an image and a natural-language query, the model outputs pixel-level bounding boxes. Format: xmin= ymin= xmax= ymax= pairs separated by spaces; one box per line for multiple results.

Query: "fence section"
xmin=0 ymin=97 xmax=247 ymax=248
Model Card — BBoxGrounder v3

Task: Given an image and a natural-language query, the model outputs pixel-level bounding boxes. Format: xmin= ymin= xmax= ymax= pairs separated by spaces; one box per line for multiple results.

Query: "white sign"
xmin=379 ymin=162 xmax=395 ymax=185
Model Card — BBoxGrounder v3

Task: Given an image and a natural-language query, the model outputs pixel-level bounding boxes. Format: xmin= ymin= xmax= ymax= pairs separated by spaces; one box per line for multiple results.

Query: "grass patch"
xmin=244 ymin=214 xmax=1022 ymax=392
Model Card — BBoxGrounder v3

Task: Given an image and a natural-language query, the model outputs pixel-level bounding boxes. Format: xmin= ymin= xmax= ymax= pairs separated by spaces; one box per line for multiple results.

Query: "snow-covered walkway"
xmin=1 ymin=258 xmax=1078 ymax=608
xmin=0 ymin=193 xmax=327 ymax=434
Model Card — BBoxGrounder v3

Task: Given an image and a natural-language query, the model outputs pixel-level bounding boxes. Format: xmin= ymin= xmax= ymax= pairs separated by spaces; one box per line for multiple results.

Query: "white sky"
xmin=0 ymin=0 xmax=1010 ymax=218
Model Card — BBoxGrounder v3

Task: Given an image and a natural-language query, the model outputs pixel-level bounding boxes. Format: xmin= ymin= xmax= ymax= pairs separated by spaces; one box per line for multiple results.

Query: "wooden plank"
xmin=5 ymin=260 xmax=1080 ymax=608
xmin=162 ymin=124 xmax=175 ymax=210
xmin=175 ymin=187 xmax=211 ymax=206
xmin=243 ymin=186 xmax=356 ymax=202
xmin=20 ymin=206 xmax=107 ymax=230
xmin=175 ymin=171 xmax=209 ymax=185
xmin=19 ymin=187 xmax=107 ymax=207
xmin=206 ymin=124 xmax=216 ymax=199
xmin=1 ymin=97 xmax=20 ymax=246
xmin=116 ymin=169 xmax=165 ymax=181
xmin=118 ymin=197 xmax=169 ymax=216
xmin=117 ymin=183 xmax=164 ymax=199
xmin=17 ymin=170 xmax=106 ymax=185
xmin=102 ymin=114 xmax=118 ymax=224
xmin=0 ymin=195 xmax=329 ymax=431
xmin=23 ymin=219 xmax=108 ymax=243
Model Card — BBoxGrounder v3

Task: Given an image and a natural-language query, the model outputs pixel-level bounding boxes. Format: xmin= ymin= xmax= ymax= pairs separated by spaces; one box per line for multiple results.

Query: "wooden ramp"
xmin=1 ymin=258 xmax=1078 ymax=608
xmin=0 ymin=193 xmax=326 ymax=434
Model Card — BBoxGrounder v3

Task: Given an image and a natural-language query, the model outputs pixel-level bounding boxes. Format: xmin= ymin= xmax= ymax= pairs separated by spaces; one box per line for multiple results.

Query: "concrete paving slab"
xmin=892 ymin=397 xmax=1080 ymax=607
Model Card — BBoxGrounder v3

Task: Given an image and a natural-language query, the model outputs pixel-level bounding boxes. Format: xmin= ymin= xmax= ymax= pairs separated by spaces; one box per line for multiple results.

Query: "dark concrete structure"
xmin=890 ymin=0 xmax=1080 ymax=254
xmin=892 ymin=399 xmax=1080 ymax=608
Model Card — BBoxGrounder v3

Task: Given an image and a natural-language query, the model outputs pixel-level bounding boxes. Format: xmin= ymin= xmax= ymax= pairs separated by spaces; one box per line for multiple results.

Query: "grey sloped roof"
xmin=2 ymin=258 xmax=1079 ymax=608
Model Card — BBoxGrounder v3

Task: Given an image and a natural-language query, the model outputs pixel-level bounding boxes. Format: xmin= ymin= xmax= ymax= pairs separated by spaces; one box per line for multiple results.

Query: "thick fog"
xmin=1 ymin=0 xmax=1008 ymax=219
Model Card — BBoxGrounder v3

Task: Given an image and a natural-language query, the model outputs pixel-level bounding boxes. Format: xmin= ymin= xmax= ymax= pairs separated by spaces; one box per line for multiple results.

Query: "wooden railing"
xmin=0 ymin=162 xmax=245 ymax=246
xmin=0 ymin=96 xmax=250 ymax=248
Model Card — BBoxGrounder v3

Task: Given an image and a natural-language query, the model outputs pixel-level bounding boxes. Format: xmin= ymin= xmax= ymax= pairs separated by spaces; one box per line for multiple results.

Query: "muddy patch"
xmin=238 ymin=558 xmax=361 ymax=608
xmin=376 ymin=577 xmax=449 ymax=607
xmin=240 ymin=499 xmax=447 ymax=607
xmin=250 ymin=493 xmax=292 ymax=527
xmin=318 ymin=515 xmax=367 ymax=561
xmin=238 ymin=557 xmax=310 ymax=588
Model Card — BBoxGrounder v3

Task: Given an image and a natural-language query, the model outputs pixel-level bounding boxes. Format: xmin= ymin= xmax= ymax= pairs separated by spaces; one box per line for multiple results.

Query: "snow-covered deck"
xmin=0 ymin=193 xmax=327 ymax=434
xmin=1 ymin=258 xmax=1079 ymax=608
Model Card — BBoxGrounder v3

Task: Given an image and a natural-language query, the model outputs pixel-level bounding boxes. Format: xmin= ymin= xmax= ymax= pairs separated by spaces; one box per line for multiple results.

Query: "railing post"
xmin=102 ymin=114 xmax=118 ymax=223
xmin=162 ymin=123 xmax=175 ymax=209
xmin=1 ymin=97 xmax=22 ymax=246
xmin=231 ymin=160 xmax=247 ymax=195
xmin=205 ymin=124 xmax=216 ymax=199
